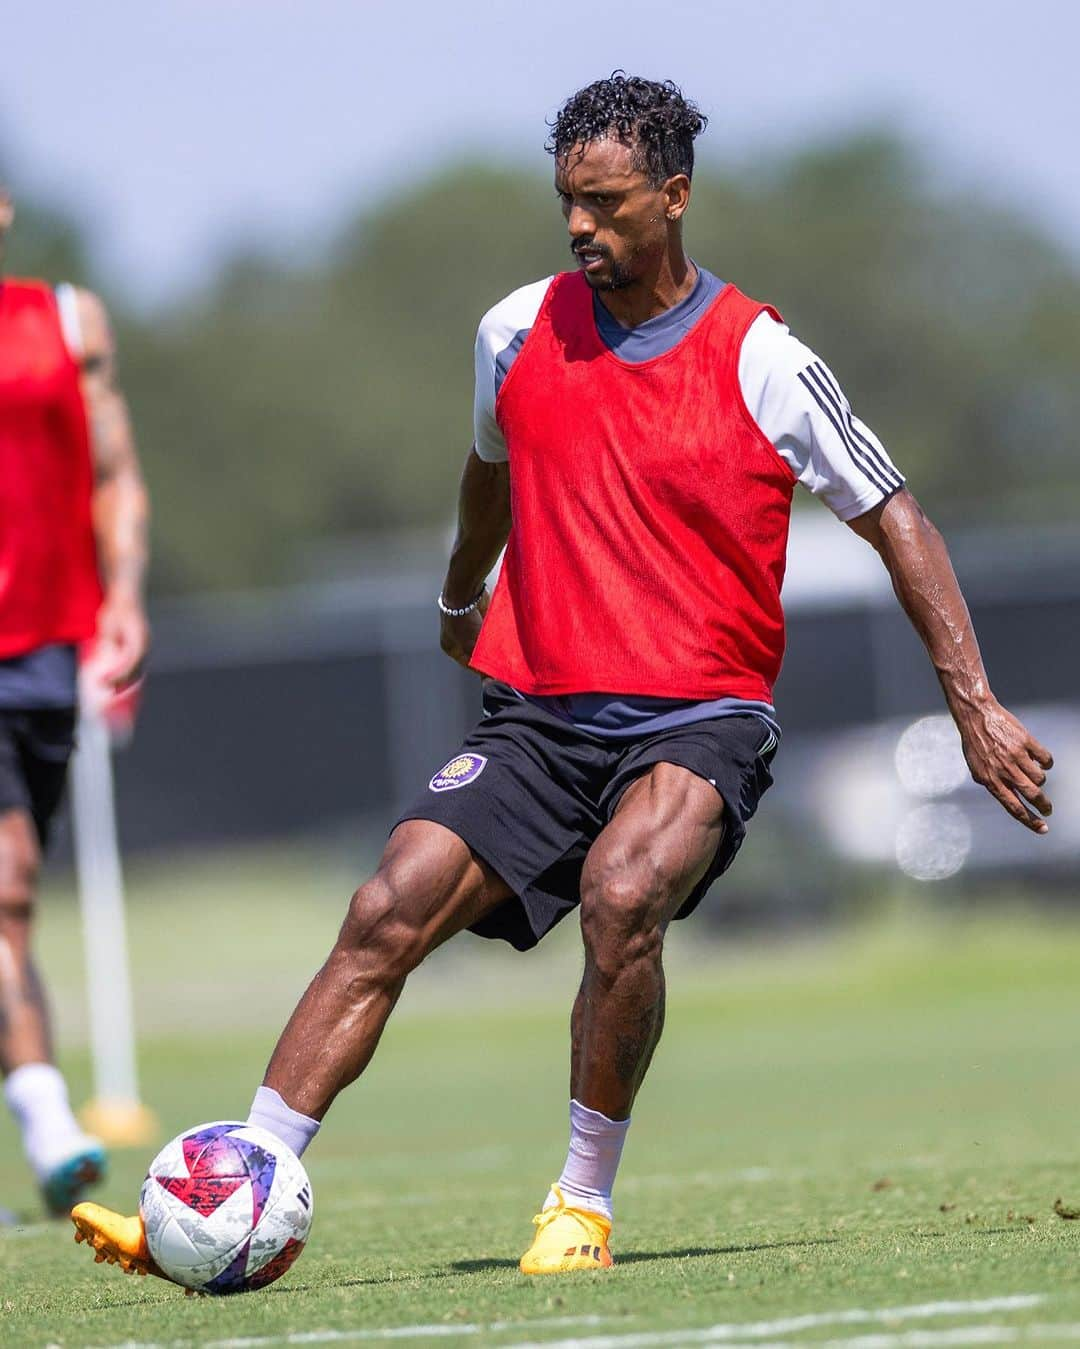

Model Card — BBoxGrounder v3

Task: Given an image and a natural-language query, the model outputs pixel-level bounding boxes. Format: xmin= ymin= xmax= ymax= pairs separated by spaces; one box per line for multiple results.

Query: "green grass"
xmin=2 ymin=849 xmax=1080 ymax=1347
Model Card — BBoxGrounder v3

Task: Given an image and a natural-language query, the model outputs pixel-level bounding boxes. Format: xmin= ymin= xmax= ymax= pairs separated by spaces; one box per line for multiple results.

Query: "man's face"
xmin=0 ymin=190 xmax=13 ymax=266
xmin=555 ymin=138 xmax=682 ymax=291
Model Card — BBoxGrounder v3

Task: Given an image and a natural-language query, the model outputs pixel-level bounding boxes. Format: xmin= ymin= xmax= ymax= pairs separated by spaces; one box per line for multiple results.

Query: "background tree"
xmin=5 ymin=135 xmax=1078 ymax=594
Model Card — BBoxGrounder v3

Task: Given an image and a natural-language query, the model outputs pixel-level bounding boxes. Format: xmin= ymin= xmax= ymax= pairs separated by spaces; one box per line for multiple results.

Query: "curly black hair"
xmin=546 ymin=72 xmax=707 ymax=185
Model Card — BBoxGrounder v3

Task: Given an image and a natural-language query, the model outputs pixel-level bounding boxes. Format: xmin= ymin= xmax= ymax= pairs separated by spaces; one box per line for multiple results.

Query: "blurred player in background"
xmin=0 ymin=186 xmax=149 ymax=1215
xmin=75 ymin=75 xmax=1051 ymax=1277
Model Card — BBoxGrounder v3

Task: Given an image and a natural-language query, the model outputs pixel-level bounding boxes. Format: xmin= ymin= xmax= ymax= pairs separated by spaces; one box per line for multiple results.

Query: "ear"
xmin=662 ymin=174 xmax=691 ymax=224
xmin=660 ymin=174 xmax=695 ymax=223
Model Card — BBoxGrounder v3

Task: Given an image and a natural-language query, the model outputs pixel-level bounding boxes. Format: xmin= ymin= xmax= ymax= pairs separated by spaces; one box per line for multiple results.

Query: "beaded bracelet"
xmin=437 ymin=587 xmax=486 ymax=617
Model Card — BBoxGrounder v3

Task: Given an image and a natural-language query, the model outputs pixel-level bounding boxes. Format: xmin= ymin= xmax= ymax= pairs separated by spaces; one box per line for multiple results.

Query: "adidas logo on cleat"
xmin=520 ymin=1185 xmax=613 ymax=1274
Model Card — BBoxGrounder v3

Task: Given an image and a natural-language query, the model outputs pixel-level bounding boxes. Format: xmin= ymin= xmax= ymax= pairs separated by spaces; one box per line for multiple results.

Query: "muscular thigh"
xmin=360 ymin=819 xmax=514 ymax=955
xmin=581 ymin=764 xmax=725 ymax=926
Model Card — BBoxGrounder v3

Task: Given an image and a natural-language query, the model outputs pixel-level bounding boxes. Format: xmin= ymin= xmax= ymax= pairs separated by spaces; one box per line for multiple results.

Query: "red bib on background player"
xmin=471 ymin=273 xmax=796 ymax=702
xmin=0 ymin=280 xmax=102 ymax=659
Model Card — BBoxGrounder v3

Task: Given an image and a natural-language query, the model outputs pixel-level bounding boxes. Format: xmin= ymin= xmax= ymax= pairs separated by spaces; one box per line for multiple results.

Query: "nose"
xmin=566 ymin=202 xmax=596 ymax=240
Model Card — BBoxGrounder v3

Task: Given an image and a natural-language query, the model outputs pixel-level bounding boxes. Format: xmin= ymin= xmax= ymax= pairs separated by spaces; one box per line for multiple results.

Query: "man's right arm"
xmin=77 ymin=287 xmax=151 ymax=690
xmin=439 ymin=449 xmax=511 ymax=670
xmin=439 ymin=280 xmax=549 ymax=669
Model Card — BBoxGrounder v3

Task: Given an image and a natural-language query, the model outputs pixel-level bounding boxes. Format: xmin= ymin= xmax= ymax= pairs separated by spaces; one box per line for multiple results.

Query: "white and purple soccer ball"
xmin=139 ymin=1121 xmax=313 ymax=1294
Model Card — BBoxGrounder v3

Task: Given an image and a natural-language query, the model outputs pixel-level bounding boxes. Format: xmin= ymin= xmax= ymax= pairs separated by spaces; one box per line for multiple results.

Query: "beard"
xmin=591 ymin=258 xmax=634 ymax=291
xmin=571 ymin=242 xmax=635 ymax=292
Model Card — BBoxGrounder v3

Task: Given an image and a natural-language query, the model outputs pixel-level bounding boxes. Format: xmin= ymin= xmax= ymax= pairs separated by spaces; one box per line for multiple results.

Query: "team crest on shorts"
xmin=429 ymin=753 xmax=488 ymax=792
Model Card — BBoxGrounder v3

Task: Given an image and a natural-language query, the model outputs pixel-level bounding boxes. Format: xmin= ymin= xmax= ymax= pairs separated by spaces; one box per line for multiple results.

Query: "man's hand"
xmin=955 ymin=698 xmax=1054 ymax=834
xmin=848 ymin=490 xmax=1055 ymax=836
xmin=439 ymin=590 xmax=489 ymax=671
xmin=90 ymin=593 xmax=150 ymax=691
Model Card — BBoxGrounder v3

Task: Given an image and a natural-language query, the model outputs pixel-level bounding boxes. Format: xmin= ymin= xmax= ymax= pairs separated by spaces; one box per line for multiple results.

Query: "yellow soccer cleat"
xmin=71 ymin=1202 xmax=169 ymax=1281
xmin=519 ymin=1184 xmax=614 ymax=1274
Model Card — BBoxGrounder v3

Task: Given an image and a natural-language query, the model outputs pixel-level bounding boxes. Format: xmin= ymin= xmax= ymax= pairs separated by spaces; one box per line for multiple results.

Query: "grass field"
xmin=2 ymin=847 xmax=1080 ymax=1347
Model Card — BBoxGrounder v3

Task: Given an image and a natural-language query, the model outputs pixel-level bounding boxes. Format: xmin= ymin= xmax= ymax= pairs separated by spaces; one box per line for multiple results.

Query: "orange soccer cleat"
xmin=71 ymin=1202 xmax=169 ymax=1281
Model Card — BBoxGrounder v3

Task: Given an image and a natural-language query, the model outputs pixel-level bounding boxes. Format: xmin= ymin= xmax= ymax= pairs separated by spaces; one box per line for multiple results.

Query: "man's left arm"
xmin=76 ymin=289 xmax=150 ymax=689
xmin=848 ymin=489 xmax=1053 ymax=834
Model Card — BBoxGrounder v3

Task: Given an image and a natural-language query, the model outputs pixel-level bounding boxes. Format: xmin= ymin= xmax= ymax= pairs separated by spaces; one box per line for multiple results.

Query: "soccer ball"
xmin=139 ymin=1121 xmax=313 ymax=1294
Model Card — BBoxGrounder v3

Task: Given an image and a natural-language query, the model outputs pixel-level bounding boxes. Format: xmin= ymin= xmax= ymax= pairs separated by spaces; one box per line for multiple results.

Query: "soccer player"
xmin=0 ymin=185 xmax=149 ymax=1214
xmin=74 ymin=75 xmax=1052 ymax=1276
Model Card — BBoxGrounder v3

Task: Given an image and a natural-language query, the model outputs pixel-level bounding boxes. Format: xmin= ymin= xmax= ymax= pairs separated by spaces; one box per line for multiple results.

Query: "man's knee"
xmin=579 ymin=857 xmax=668 ymax=980
xmin=336 ymin=864 xmax=429 ymax=982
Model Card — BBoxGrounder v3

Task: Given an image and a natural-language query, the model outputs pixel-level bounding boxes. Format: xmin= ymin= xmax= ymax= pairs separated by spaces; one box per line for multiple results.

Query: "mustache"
xmin=571 ymin=239 xmax=610 ymax=259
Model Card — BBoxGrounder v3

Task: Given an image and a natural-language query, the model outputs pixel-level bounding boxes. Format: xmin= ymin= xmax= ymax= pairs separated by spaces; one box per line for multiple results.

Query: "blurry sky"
xmin=4 ymin=0 xmax=1077 ymax=307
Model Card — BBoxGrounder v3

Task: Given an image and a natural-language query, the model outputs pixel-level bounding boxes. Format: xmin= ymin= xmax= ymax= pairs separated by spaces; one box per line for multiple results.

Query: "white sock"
xmin=247 ymin=1085 xmax=320 ymax=1159
xmin=4 ymin=1062 xmax=90 ymax=1179
xmin=545 ymin=1099 xmax=631 ymax=1221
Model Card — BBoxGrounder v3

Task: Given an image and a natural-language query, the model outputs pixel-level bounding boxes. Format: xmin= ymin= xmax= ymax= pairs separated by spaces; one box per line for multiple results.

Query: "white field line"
xmin=499 ymin=1297 xmax=1046 ymax=1349
xmin=504 ymin=1329 xmax=1080 ymax=1349
xmin=818 ymin=1327 xmax=1080 ymax=1348
xmin=96 ymin=1315 xmax=611 ymax=1349
xmin=533 ymin=1334 xmax=1080 ymax=1349
xmin=94 ymin=1296 xmax=1047 ymax=1349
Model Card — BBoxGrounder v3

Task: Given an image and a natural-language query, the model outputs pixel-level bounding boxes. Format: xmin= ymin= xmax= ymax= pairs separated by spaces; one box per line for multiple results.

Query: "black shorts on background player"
xmin=398 ymin=680 xmax=777 ymax=951
xmin=0 ymin=709 xmax=77 ymax=847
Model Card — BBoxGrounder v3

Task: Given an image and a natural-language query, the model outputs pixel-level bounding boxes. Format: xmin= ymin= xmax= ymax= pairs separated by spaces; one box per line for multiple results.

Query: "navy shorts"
xmin=0 ymin=708 xmax=77 ymax=847
xmin=397 ymin=681 xmax=778 ymax=950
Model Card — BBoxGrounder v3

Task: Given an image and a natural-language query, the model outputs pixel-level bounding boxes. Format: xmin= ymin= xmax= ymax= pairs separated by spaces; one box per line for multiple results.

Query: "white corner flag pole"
xmin=70 ymin=688 xmax=157 ymax=1146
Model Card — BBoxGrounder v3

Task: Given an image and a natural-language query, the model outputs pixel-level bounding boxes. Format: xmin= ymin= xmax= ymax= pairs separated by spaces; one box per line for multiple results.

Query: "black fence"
xmin=98 ymin=533 xmax=1078 ymax=856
